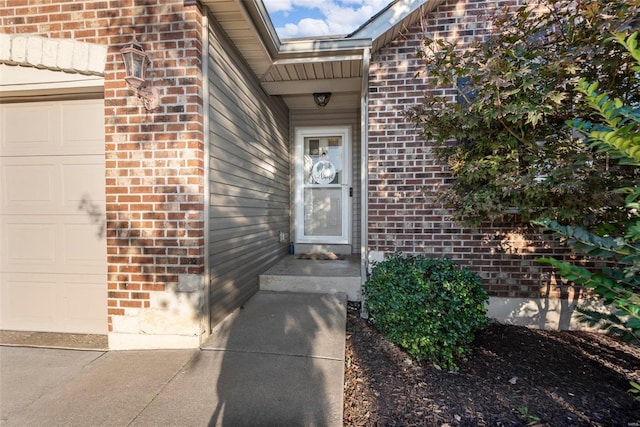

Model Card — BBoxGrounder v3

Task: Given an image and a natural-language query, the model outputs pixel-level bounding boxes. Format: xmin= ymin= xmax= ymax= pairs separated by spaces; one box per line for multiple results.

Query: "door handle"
xmin=349 ymin=187 xmax=353 ymax=197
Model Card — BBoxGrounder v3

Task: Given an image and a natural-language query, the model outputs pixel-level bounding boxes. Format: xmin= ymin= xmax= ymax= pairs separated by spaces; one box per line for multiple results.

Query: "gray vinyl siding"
xmin=290 ymin=109 xmax=361 ymax=253
xmin=207 ymin=17 xmax=290 ymax=328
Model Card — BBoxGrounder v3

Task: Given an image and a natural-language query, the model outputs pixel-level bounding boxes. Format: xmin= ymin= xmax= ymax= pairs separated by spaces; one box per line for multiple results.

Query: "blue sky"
xmin=263 ymin=0 xmax=391 ymax=38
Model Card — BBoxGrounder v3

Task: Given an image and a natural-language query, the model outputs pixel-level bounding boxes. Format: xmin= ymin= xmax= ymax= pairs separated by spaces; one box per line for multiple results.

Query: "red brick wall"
xmin=368 ymin=0 xmax=580 ymax=299
xmin=1 ymin=0 xmax=205 ymax=332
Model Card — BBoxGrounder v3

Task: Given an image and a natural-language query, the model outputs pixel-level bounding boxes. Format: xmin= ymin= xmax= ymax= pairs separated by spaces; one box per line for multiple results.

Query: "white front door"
xmin=295 ymin=126 xmax=351 ymax=244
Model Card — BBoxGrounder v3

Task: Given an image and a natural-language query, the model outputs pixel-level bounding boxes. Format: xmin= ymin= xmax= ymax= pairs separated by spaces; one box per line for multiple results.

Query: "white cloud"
xmin=263 ymin=0 xmax=293 ymax=13
xmin=266 ymin=0 xmax=391 ymax=38
xmin=290 ymin=18 xmax=330 ymax=37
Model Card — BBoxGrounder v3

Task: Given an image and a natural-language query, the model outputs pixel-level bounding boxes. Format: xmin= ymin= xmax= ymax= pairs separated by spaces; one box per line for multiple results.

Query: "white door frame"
xmin=294 ymin=126 xmax=352 ymax=244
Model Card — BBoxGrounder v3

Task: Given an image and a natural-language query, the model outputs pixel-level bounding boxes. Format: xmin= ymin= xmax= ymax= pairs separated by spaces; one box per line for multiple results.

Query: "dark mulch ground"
xmin=344 ymin=302 xmax=640 ymax=426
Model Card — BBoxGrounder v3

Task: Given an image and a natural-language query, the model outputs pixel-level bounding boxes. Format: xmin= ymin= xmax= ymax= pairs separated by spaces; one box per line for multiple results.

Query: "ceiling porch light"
xmin=313 ymin=92 xmax=331 ymax=108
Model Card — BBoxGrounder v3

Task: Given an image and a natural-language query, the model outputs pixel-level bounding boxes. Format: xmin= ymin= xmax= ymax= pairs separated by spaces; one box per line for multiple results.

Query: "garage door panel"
xmin=63 ymin=222 xmax=105 ymax=267
xmin=1 ymin=156 xmax=104 ymax=214
xmin=61 ymin=101 xmax=104 ymax=151
xmin=0 ymin=274 xmax=106 ymax=333
xmin=1 ymin=162 xmax=56 ymax=208
xmin=63 ymin=280 xmax=107 ymax=332
xmin=2 ymin=216 xmax=104 ymax=273
xmin=1 ymin=99 xmax=106 ymax=335
xmin=1 ymin=277 xmax=57 ymax=331
xmin=62 ymin=161 xmax=106 ymax=207
xmin=3 ymin=222 xmax=57 ymax=268
xmin=0 ymin=103 xmax=57 ymax=156
xmin=0 ymin=101 xmax=103 ymax=157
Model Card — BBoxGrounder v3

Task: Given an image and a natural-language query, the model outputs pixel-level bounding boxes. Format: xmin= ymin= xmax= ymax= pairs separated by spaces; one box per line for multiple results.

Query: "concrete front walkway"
xmin=0 ymin=291 xmax=347 ymax=427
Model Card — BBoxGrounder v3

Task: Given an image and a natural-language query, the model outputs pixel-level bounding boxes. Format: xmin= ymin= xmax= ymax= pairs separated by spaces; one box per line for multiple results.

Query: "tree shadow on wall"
xmin=78 ymin=192 xmax=206 ymax=334
xmin=78 ymin=196 xmax=106 ymax=239
xmin=481 ymin=226 xmax=590 ymax=331
xmin=501 ymin=272 xmax=585 ymax=331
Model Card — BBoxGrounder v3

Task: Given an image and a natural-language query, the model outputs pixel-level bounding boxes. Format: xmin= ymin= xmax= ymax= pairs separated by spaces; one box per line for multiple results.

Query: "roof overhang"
xmin=202 ymin=0 xmax=444 ymax=110
xmin=263 ymin=37 xmax=371 ymax=109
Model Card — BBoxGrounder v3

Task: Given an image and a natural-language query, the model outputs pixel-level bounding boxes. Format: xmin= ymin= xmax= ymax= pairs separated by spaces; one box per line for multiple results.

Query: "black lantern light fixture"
xmin=313 ymin=92 xmax=331 ymax=108
xmin=120 ymin=34 xmax=159 ymax=110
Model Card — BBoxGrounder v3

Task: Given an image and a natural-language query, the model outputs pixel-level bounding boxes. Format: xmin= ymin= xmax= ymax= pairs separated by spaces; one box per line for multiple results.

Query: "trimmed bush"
xmin=364 ymin=254 xmax=489 ymax=370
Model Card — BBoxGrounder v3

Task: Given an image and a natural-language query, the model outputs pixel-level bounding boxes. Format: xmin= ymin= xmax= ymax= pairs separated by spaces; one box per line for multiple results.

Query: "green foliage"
xmin=409 ymin=0 xmax=639 ymax=228
xmin=517 ymin=407 xmax=541 ymax=424
xmin=363 ymin=254 xmax=489 ymax=371
xmin=630 ymin=381 xmax=640 ymax=401
xmin=536 ymin=219 xmax=640 ymax=344
xmin=535 ymin=32 xmax=640 ymax=346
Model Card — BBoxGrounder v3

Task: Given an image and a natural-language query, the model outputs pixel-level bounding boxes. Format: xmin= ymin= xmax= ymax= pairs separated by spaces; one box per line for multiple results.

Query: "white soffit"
xmin=261 ymin=77 xmax=361 ymax=95
xmin=202 ymin=0 xmax=277 ymax=78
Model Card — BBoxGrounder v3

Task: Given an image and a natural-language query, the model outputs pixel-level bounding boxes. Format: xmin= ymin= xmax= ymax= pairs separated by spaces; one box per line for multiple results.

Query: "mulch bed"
xmin=343 ymin=302 xmax=640 ymax=426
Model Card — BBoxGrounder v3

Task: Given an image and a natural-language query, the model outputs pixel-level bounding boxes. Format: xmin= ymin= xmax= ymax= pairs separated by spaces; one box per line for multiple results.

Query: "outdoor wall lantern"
xmin=120 ymin=34 xmax=160 ymax=111
xmin=313 ymin=92 xmax=331 ymax=108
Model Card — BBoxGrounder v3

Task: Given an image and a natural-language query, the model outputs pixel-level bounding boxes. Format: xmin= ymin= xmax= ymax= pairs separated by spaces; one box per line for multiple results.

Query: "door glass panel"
xmin=303 ymin=188 xmax=342 ymax=236
xmin=303 ymin=137 xmax=343 ymax=184
xmin=303 ymin=136 xmax=343 ymax=237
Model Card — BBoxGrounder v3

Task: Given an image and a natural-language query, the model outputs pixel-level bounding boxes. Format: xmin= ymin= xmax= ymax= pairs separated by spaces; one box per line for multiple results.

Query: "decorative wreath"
xmin=311 ymin=159 xmax=337 ymax=184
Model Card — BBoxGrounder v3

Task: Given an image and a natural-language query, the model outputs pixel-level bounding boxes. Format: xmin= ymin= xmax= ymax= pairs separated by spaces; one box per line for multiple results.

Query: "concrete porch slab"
xmin=261 ymin=254 xmax=361 ymax=277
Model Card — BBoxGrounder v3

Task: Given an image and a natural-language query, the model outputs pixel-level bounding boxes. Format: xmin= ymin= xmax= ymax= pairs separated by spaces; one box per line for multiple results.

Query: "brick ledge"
xmin=0 ymin=34 xmax=106 ymax=76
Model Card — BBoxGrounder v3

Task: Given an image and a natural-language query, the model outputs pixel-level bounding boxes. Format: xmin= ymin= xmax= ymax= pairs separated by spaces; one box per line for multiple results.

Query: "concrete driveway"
xmin=0 ymin=291 xmax=346 ymax=426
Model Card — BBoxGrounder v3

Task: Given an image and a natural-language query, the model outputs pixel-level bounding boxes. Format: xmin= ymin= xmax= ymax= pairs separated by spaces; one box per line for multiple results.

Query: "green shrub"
xmin=364 ymin=254 xmax=489 ymax=370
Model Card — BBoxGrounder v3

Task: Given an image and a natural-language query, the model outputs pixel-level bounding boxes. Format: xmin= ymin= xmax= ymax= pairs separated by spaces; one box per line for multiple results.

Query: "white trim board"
xmin=0 ymin=64 xmax=104 ymax=99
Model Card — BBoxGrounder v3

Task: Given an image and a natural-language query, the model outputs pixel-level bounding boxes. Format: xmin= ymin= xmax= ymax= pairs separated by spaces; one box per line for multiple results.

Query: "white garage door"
xmin=0 ymin=99 xmax=106 ymax=334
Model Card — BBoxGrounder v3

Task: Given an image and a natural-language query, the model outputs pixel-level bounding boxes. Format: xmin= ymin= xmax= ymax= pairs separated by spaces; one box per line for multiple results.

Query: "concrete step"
xmin=260 ymin=274 xmax=361 ymax=301
xmin=259 ymin=255 xmax=362 ymax=301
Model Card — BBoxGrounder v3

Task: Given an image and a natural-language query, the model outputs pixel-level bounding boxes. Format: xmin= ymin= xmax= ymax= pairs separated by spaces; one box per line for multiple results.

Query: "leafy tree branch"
xmin=409 ymin=0 xmax=639 ymax=228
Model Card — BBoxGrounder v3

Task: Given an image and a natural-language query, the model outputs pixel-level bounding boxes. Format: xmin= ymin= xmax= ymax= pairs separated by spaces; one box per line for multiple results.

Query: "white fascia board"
xmin=278 ymin=38 xmax=372 ymax=56
xmin=239 ymin=0 xmax=281 ymax=59
xmin=0 ymin=64 xmax=104 ymax=95
xmin=247 ymin=0 xmax=282 ymax=52
xmin=272 ymin=54 xmax=364 ymax=66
